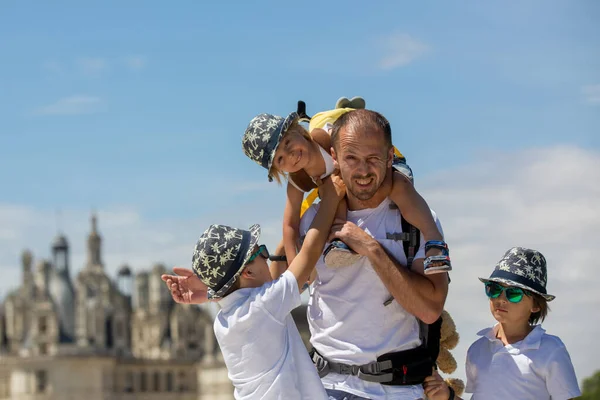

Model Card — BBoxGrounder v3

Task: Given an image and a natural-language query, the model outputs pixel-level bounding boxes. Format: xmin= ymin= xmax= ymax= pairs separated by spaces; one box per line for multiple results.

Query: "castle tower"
xmin=117 ymin=265 xmax=133 ymax=299
xmin=21 ymin=250 xmax=34 ymax=298
xmin=34 ymin=260 xmax=51 ymax=296
xmin=87 ymin=213 xmax=103 ymax=268
xmin=52 ymin=235 xmax=69 ymax=274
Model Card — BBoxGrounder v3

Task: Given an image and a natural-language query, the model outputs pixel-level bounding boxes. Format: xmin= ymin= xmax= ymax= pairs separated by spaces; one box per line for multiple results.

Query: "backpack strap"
xmin=387 ymin=203 xmax=421 ymax=270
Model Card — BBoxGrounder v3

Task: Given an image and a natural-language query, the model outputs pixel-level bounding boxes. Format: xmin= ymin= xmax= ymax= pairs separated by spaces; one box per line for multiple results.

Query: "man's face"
xmin=332 ymin=125 xmax=393 ymax=201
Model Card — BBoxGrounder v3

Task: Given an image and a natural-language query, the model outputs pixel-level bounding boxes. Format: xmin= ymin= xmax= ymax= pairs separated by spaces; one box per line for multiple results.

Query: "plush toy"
xmin=436 ymin=310 xmax=465 ymax=397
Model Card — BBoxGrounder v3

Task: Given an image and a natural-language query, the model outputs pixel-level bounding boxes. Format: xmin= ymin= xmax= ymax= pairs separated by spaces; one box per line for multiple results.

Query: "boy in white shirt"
xmin=164 ymin=176 xmax=344 ymax=400
xmin=423 ymin=247 xmax=581 ymax=400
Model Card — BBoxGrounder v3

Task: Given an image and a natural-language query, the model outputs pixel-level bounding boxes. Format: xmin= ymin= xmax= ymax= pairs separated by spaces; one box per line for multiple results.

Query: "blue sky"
xmin=1 ymin=0 xmax=599 ymax=391
xmin=1 ymin=0 xmax=598 ymax=219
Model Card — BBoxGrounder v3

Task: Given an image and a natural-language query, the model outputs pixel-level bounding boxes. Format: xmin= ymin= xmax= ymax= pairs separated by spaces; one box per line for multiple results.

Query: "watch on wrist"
xmin=269 ymin=255 xmax=287 ymax=262
xmin=448 ymin=386 xmax=455 ymax=400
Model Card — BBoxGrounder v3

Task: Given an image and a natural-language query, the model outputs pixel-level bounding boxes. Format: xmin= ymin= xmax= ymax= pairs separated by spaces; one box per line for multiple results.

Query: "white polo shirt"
xmin=299 ymin=198 xmax=443 ymax=400
xmin=214 ymin=270 xmax=328 ymax=400
xmin=466 ymin=324 xmax=581 ymax=400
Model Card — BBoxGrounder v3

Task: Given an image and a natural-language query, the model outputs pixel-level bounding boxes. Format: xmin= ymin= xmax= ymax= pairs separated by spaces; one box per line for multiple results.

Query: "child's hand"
xmin=423 ymin=370 xmax=451 ymax=400
xmin=161 ymin=267 xmax=214 ymax=305
xmin=320 ymin=174 xmax=346 ymax=202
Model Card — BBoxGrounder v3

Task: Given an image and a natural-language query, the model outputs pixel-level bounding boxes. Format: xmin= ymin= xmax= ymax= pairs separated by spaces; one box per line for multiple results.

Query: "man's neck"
xmin=346 ymin=189 xmax=389 ymax=211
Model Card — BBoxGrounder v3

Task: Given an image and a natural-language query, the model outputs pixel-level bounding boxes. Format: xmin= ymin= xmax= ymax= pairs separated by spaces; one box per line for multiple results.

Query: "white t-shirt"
xmin=466 ymin=324 xmax=581 ymax=400
xmin=214 ymin=270 xmax=328 ymax=400
xmin=299 ymin=197 xmax=444 ymax=400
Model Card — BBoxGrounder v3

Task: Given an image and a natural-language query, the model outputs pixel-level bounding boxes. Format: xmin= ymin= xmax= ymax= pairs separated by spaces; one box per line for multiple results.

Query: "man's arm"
xmin=369 ymin=243 xmax=448 ymax=323
xmin=330 ymin=222 xmax=448 ymax=324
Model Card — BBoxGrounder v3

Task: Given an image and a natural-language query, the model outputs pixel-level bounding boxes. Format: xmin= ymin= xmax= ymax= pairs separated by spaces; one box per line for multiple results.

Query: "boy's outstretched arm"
xmin=389 ymin=171 xmax=442 ymax=242
xmin=269 ymin=239 xmax=288 ymax=281
xmin=287 ymin=175 xmax=345 ymax=291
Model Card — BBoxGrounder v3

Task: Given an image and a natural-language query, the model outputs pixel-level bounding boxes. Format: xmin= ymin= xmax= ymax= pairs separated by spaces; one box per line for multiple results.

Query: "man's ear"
xmin=331 ymin=147 xmax=339 ymax=170
xmin=387 ymin=147 xmax=394 ymax=168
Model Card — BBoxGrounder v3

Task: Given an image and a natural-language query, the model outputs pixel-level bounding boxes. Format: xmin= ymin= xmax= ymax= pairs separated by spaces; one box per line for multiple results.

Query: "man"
xmin=301 ymin=109 xmax=449 ymax=400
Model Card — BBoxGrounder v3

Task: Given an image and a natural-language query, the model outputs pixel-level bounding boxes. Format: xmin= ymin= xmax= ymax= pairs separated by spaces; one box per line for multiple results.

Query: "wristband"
xmin=269 ymin=255 xmax=287 ymax=262
xmin=448 ymin=386 xmax=455 ymax=400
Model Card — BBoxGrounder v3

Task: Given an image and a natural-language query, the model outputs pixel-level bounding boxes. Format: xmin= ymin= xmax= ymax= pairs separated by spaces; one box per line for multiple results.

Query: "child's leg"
xmin=323 ymin=198 xmax=363 ymax=268
xmin=389 ymin=170 xmax=451 ymax=274
xmin=390 ymin=172 xmax=442 ymax=241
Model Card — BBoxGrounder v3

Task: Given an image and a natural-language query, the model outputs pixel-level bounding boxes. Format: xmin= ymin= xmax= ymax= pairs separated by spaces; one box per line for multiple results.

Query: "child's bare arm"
xmin=283 ymin=183 xmax=305 ymax=265
xmin=288 ymin=176 xmax=345 ymax=291
xmin=269 ymin=239 xmax=288 ymax=280
xmin=389 ymin=171 xmax=442 ymax=242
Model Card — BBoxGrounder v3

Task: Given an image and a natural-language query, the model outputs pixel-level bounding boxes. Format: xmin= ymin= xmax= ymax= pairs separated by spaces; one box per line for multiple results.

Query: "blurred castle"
xmin=0 ymin=214 xmax=234 ymax=400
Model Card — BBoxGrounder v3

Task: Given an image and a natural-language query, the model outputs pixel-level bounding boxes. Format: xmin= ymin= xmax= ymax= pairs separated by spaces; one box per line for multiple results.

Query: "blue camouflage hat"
xmin=242 ymin=112 xmax=298 ymax=181
xmin=479 ymin=247 xmax=555 ymax=301
xmin=191 ymin=224 xmax=261 ymax=300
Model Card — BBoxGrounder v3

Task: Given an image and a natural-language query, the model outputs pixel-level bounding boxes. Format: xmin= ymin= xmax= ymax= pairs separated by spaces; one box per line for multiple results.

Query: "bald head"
xmin=330 ymin=109 xmax=393 ymax=151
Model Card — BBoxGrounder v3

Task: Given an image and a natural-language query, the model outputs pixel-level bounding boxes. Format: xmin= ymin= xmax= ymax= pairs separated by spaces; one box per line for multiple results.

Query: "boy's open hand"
xmin=161 ymin=267 xmax=213 ymax=305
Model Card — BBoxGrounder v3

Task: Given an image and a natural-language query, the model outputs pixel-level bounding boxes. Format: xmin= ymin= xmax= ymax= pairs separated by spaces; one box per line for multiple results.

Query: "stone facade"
xmin=0 ymin=214 xmax=234 ymax=400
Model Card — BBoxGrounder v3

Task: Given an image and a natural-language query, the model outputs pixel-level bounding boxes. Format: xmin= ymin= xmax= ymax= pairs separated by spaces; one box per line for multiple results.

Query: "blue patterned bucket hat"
xmin=479 ymin=247 xmax=555 ymax=301
xmin=191 ymin=224 xmax=260 ymax=300
xmin=242 ymin=112 xmax=298 ymax=181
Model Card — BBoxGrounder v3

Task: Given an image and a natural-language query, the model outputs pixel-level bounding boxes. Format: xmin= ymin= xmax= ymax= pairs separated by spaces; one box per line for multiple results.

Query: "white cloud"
xmin=33 ymin=95 xmax=104 ymax=116
xmin=123 ymin=55 xmax=147 ymax=71
xmin=1 ymin=145 xmax=598 ymax=387
xmin=582 ymin=84 xmax=600 ymax=105
xmin=76 ymin=57 xmax=108 ymax=76
xmin=377 ymin=33 xmax=430 ymax=70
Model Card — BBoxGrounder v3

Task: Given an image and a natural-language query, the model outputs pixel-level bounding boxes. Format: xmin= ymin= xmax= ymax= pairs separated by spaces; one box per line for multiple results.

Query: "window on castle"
xmin=35 ymin=370 xmax=47 ymax=393
xmin=115 ymin=320 xmax=123 ymax=337
xmin=166 ymin=372 xmax=173 ymax=392
xmin=140 ymin=371 xmax=147 ymax=392
xmin=38 ymin=316 xmax=47 ymax=334
xmin=178 ymin=371 xmax=187 ymax=392
xmin=153 ymin=371 xmax=160 ymax=392
xmin=39 ymin=343 xmax=48 ymax=355
xmin=124 ymin=372 xmax=133 ymax=393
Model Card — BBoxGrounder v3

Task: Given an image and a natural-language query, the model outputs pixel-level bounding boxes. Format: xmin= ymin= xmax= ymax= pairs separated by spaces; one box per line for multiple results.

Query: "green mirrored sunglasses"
xmin=485 ymin=282 xmax=531 ymax=303
xmin=246 ymin=244 xmax=269 ymax=264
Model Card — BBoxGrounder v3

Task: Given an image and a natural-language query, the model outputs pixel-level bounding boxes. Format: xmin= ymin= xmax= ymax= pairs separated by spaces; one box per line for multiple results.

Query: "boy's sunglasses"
xmin=484 ymin=282 xmax=530 ymax=303
xmin=246 ymin=244 xmax=269 ymax=264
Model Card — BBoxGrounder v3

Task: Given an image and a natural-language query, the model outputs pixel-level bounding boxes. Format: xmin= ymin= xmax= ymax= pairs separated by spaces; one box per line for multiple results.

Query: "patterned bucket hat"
xmin=479 ymin=247 xmax=555 ymax=301
xmin=241 ymin=112 xmax=298 ymax=181
xmin=191 ymin=224 xmax=260 ymax=300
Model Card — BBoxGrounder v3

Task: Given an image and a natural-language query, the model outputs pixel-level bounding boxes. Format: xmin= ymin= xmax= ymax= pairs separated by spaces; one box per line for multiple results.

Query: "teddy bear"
xmin=436 ymin=309 xmax=465 ymax=397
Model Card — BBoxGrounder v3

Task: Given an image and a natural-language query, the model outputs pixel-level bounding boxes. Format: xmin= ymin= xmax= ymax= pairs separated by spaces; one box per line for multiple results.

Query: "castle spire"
xmin=87 ymin=212 xmax=102 ymax=268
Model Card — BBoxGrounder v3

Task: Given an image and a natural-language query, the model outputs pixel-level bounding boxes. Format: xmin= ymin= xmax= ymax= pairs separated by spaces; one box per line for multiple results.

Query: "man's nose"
xmin=355 ymin=159 xmax=369 ymax=174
